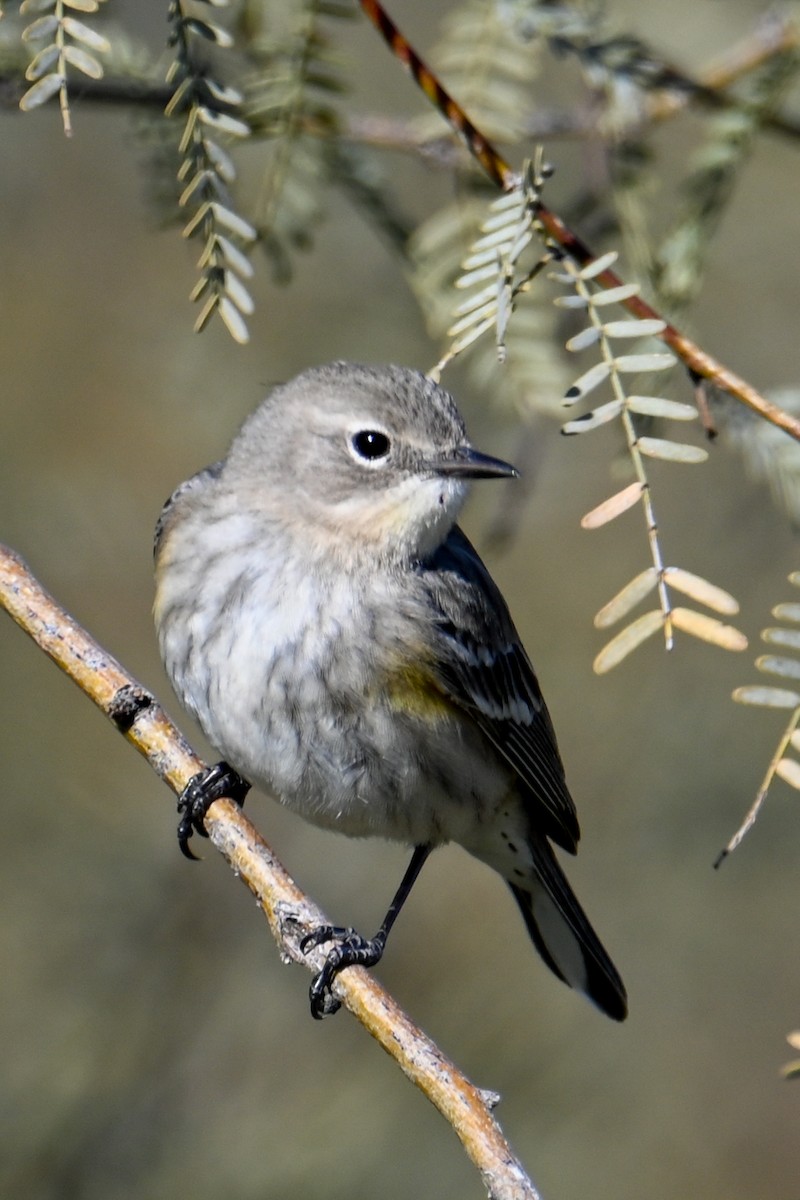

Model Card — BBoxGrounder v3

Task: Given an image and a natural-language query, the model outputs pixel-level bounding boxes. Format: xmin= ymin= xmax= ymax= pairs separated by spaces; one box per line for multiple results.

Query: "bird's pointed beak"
xmin=427 ymin=446 xmax=519 ymax=480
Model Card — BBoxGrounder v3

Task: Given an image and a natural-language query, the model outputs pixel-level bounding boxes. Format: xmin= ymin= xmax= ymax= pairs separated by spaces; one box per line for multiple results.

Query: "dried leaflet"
xmin=593 ymin=610 xmax=664 ymax=674
xmin=671 ymin=607 xmax=747 ymax=651
xmin=733 ymin=686 xmax=800 ymax=708
xmin=756 ymin=654 xmax=800 ymax=680
xmin=594 ymin=568 xmax=657 ymax=629
xmin=581 ymin=481 xmax=644 ymax=529
xmin=662 ymin=567 xmax=739 ymax=614
xmin=637 ymin=437 xmax=708 ymax=464
xmin=763 ymin=627 xmax=800 ymax=649
xmin=775 ymin=758 xmax=800 ymax=790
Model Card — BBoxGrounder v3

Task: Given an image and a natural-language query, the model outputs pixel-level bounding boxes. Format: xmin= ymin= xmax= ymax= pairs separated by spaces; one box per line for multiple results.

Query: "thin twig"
xmin=357 ymin=0 xmax=800 ymax=445
xmin=0 ymin=542 xmax=540 ymax=1200
xmin=646 ymin=10 xmax=800 ymax=137
xmin=714 ymin=704 xmax=800 ymax=868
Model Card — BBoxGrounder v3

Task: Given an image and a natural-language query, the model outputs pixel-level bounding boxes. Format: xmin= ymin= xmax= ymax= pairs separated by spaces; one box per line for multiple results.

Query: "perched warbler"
xmin=154 ymin=362 xmax=626 ymax=1021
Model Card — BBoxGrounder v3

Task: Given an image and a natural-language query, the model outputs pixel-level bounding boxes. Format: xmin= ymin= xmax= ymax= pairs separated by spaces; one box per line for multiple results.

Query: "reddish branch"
xmin=358 ymin=0 xmax=800 ymax=444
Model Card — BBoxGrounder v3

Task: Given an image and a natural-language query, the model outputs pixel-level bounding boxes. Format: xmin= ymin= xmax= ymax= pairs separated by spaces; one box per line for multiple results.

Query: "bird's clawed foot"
xmin=176 ymin=761 xmax=251 ymax=860
xmin=300 ymin=925 xmax=387 ymax=1019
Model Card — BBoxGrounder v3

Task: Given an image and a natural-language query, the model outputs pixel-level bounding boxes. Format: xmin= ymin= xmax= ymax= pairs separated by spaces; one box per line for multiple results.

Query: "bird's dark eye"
xmin=351 ymin=430 xmax=391 ymax=461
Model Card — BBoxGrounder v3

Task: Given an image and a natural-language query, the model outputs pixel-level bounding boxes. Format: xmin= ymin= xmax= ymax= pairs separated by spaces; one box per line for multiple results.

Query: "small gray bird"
xmin=154 ymin=362 xmax=626 ymax=1021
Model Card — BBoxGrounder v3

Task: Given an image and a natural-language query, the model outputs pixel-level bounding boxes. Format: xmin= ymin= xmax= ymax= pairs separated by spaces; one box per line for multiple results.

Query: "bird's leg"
xmin=176 ymin=761 xmax=251 ymax=860
xmin=300 ymin=844 xmax=432 ymax=1019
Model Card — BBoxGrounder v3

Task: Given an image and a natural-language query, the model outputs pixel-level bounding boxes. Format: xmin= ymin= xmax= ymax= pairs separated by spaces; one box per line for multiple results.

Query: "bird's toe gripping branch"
xmin=177 ymin=761 xmax=251 ymax=860
xmin=300 ymin=925 xmax=389 ymax=1019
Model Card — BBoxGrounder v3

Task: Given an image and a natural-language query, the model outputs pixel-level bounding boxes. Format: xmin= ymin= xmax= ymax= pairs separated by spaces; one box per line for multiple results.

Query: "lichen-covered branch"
xmin=0 ymin=541 xmax=541 ymax=1200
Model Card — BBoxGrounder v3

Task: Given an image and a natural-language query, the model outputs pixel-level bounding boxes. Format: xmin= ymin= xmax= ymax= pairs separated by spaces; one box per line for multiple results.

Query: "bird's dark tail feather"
xmin=510 ymin=840 xmax=627 ymax=1021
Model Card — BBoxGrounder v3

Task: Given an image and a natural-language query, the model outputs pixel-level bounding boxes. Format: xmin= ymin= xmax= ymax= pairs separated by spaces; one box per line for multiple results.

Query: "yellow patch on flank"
xmin=381 ymin=658 xmax=454 ymax=722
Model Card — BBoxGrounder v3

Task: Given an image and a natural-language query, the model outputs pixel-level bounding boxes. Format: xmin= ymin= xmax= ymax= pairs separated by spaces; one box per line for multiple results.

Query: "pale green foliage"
xmin=551 ymin=249 xmax=746 ymax=671
xmin=410 ymin=147 xmax=747 ymax=669
xmin=241 ymin=0 xmax=354 ymax=281
xmin=723 ymin=573 xmax=800 ymax=861
xmin=653 ymin=46 xmax=800 ymax=312
xmin=394 ymin=2 xmax=800 ymax=683
xmin=166 ymin=0 xmax=256 ymax=342
xmin=4 ymin=0 xmax=800 ymax=673
xmin=783 ymin=1031 xmax=800 ymax=1081
xmin=408 ymin=167 xmax=568 ymax=420
xmin=406 ymin=1 xmax=574 ymax=422
xmin=503 ymin=0 xmax=699 ymax=136
xmin=422 ymin=0 xmax=544 ymax=142
xmin=719 ymin=387 xmax=800 ymax=529
xmin=19 ymin=0 xmax=110 ymax=137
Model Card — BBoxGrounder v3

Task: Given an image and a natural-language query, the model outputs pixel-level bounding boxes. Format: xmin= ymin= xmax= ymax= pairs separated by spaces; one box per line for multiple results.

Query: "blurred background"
xmin=1 ymin=1 xmax=800 ymax=1198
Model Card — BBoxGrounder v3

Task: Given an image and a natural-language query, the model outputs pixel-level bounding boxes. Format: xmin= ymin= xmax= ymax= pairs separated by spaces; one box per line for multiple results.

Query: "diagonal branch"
xmin=357 ymin=0 xmax=800 ymax=445
xmin=0 ymin=541 xmax=541 ymax=1200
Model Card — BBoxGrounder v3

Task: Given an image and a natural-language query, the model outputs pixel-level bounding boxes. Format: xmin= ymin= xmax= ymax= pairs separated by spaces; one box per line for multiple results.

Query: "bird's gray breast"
xmin=162 ymin=540 xmax=506 ymax=845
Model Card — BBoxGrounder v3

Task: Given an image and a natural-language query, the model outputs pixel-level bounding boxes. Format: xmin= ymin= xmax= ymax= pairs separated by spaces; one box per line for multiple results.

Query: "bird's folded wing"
xmin=419 ymin=527 xmax=580 ymax=854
